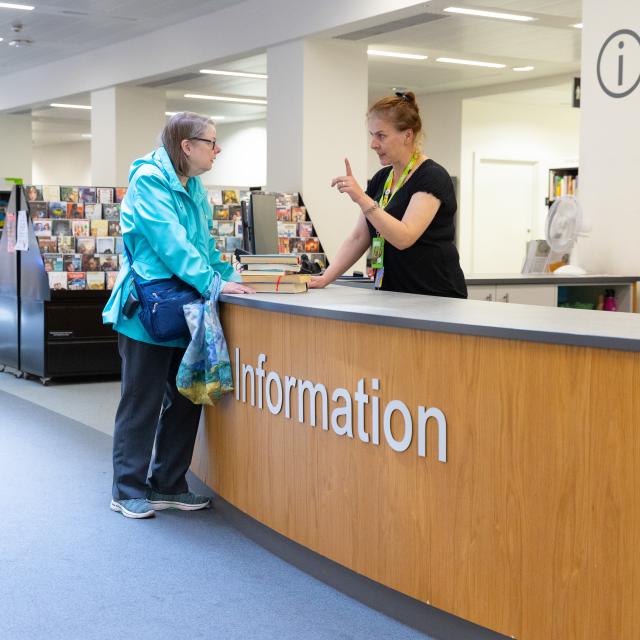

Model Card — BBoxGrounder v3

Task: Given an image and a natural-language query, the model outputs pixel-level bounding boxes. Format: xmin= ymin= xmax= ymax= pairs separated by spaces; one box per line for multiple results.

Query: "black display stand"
xmin=0 ymin=185 xmax=120 ymax=382
xmin=0 ymin=186 xmax=23 ymax=371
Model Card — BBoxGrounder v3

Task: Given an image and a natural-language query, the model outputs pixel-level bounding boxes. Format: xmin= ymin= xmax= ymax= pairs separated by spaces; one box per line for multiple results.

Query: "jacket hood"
xmin=128 ymin=147 xmax=184 ymax=192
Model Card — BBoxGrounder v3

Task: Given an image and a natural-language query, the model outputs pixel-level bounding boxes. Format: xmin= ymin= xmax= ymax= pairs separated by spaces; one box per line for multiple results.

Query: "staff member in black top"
xmin=310 ymin=92 xmax=467 ymax=298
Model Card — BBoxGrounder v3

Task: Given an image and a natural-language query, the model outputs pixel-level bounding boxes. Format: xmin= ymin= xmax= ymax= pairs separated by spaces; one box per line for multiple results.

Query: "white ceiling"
xmin=10 ymin=0 xmax=582 ymax=146
xmin=0 ymin=0 xmax=244 ymax=75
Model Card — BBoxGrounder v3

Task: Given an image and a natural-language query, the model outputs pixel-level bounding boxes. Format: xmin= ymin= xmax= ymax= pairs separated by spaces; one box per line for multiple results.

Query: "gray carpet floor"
xmin=0 ymin=389 xmax=431 ymax=640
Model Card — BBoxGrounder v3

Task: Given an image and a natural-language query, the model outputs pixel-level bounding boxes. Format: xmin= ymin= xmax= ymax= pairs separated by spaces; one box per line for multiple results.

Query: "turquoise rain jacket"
xmin=102 ymin=146 xmax=240 ymax=348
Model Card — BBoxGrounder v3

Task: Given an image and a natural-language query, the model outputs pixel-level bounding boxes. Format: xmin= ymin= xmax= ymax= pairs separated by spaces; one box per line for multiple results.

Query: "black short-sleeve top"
xmin=365 ymin=159 xmax=467 ymax=298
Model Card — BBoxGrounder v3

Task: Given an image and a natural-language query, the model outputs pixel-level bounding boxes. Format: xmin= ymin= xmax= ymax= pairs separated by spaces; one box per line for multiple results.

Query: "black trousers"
xmin=112 ymin=333 xmax=202 ymax=500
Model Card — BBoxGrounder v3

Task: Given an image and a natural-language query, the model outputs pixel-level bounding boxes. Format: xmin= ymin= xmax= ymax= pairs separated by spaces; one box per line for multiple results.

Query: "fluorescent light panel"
xmin=512 ymin=66 xmax=535 ymax=72
xmin=572 ymin=23 xmax=583 ymax=29
xmin=200 ymin=69 xmax=267 ymax=79
xmin=0 ymin=2 xmax=34 ymax=10
xmin=184 ymin=93 xmax=267 ymax=105
xmin=436 ymin=57 xmax=506 ymax=68
xmin=50 ymin=103 xmax=92 ymax=110
xmin=367 ymin=49 xmax=428 ymax=60
xmin=444 ymin=6 xmax=535 ymax=22
xmin=81 ymin=134 xmax=92 ymax=138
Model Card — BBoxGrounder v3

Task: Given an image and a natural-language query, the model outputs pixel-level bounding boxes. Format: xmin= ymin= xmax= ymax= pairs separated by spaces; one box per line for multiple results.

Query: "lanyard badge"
xmin=371 ymin=151 xmax=419 ymax=289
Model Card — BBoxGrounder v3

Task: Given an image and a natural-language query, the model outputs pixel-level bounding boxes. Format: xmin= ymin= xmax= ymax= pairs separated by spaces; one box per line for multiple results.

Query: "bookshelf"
xmin=546 ymin=166 xmax=578 ymax=206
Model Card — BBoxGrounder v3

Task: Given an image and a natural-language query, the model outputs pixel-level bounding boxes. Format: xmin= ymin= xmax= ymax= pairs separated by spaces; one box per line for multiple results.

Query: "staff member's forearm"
xmin=355 ymin=193 xmax=438 ymax=251
xmin=320 ymin=215 xmax=371 ymax=284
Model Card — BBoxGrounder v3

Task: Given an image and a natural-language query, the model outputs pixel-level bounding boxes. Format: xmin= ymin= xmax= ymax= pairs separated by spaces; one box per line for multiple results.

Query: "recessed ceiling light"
xmin=81 ymin=133 xmax=92 ymax=138
xmin=200 ymin=69 xmax=268 ymax=79
xmin=444 ymin=7 xmax=535 ymax=22
xmin=436 ymin=57 xmax=506 ymax=69
xmin=367 ymin=49 xmax=428 ymax=60
xmin=184 ymin=94 xmax=267 ymax=105
xmin=165 ymin=111 xmax=226 ymax=119
xmin=8 ymin=38 xmax=32 ymax=47
xmin=512 ymin=66 xmax=535 ymax=72
xmin=0 ymin=3 xmax=34 ymax=10
xmin=50 ymin=103 xmax=92 ymax=110
xmin=572 ymin=23 xmax=583 ymax=29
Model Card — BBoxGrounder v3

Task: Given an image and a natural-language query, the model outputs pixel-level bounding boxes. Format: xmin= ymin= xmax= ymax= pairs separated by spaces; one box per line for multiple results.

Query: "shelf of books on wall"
xmin=27 ymin=184 xmax=126 ymax=294
xmin=546 ymin=167 xmax=578 ymax=206
xmin=206 ymin=188 xmax=327 ymax=269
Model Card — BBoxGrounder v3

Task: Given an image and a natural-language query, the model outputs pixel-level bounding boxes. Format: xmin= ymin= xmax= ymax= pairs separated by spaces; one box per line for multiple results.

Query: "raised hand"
xmin=331 ymin=157 xmax=365 ymax=204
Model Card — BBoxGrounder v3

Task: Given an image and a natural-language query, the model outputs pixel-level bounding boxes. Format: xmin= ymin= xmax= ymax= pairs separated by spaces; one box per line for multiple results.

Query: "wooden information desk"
xmin=192 ymin=286 xmax=640 ymax=640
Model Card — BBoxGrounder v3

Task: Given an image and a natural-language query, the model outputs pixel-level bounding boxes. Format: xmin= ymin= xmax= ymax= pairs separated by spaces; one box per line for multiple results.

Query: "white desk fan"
xmin=545 ymin=195 xmax=591 ymax=275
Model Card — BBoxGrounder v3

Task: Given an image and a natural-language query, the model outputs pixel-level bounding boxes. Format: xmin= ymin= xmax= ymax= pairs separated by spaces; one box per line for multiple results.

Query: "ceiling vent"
xmin=336 ymin=12 xmax=448 ymax=40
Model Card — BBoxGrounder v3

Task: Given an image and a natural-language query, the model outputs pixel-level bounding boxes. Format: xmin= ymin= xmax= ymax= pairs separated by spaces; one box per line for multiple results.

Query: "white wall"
xmin=459 ymin=99 xmax=580 ymax=273
xmin=578 ymin=0 xmax=640 ymax=274
xmin=32 ymin=141 xmax=91 ymax=186
xmin=201 ymin=119 xmax=266 ymax=188
xmin=31 ymin=122 xmax=265 ymax=190
xmin=0 ymin=115 xmax=32 ymax=187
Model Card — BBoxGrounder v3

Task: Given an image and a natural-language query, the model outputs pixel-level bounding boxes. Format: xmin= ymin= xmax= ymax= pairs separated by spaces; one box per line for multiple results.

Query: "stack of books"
xmin=239 ymin=254 xmax=310 ymax=293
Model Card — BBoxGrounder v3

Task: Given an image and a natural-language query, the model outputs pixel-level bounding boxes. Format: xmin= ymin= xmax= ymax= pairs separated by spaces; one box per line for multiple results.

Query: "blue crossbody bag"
xmin=123 ymin=241 xmax=202 ymax=342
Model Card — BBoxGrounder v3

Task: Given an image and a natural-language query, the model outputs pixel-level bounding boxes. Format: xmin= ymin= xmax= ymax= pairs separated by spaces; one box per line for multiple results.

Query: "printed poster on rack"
xmin=15 ymin=210 xmax=29 ymax=251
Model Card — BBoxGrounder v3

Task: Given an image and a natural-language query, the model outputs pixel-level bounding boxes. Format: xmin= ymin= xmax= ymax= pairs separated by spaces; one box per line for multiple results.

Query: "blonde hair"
xmin=367 ymin=92 xmax=423 ymax=148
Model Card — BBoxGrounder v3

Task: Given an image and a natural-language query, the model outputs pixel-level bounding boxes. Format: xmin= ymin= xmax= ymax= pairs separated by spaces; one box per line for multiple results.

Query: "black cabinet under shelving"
xmin=21 ymin=290 xmax=120 ymax=380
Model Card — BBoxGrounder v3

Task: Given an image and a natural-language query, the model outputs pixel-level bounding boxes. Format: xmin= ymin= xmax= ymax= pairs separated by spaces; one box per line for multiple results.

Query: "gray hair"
xmin=161 ymin=111 xmax=214 ymax=177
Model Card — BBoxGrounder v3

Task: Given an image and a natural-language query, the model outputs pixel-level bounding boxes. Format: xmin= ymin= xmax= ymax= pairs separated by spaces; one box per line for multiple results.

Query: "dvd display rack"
xmin=206 ymin=187 xmax=327 ymax=270
xmin=0 ymin=186 xmax=22 ymax=370
xmin=1 ymin=184 xmax=126 ymax=381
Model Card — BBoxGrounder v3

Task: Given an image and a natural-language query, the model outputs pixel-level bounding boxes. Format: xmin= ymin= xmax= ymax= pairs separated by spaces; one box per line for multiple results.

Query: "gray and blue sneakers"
xmin=147 ymin=491 xmax=211 ymax=511
xmin=110 ymin=498 xmax=155 ymax=519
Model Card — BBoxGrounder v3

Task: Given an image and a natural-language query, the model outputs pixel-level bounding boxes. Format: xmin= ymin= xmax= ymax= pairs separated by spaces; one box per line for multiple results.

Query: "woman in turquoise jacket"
xmin=104 ymin=112 xmax=253 ymax=519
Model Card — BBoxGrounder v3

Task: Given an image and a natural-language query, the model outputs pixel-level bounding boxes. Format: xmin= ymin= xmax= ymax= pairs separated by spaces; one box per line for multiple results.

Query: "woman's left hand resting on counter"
xmin=222 ymin=281 xmax=255 ymax=294
xmin=332 ymin=158 xmax=440 ymax=251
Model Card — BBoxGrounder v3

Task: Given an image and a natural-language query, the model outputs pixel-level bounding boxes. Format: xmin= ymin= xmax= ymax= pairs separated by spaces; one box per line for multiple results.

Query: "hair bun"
xmin=394 ymin=90 xmax=416 ymax=105
xmin=404 ymin=91 xmax=416 ymax=104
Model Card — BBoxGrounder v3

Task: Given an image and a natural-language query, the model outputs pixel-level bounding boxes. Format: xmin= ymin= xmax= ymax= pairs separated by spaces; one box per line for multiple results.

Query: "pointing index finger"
xmin=345 ymin=158 xmax=353 ymax=176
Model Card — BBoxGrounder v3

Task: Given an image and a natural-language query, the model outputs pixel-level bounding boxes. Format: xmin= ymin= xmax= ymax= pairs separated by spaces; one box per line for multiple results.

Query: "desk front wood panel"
xmin=194 ymin=304 xmax=640 ymax=640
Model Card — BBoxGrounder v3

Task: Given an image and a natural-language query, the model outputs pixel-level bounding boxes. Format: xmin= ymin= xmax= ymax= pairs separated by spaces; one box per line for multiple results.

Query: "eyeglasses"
xmin=190 ymin=137 xmax=217 ymax=149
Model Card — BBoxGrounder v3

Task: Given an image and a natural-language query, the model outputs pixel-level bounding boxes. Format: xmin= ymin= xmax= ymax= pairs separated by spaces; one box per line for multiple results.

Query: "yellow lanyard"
xmin=379 ymin=151 xmax=419 ymax=209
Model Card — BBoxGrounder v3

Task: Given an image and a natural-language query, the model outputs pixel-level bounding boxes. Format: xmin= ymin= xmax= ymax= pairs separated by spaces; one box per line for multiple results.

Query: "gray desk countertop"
xmin=465 ymin=273 xmax=640 ymax=285
xmin=220 ymin=285 xmax=640 ymax=352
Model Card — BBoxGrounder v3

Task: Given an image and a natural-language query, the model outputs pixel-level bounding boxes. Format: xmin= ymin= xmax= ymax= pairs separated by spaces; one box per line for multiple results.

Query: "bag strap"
xmin=209 ymin=271 xmax=223 ymax=302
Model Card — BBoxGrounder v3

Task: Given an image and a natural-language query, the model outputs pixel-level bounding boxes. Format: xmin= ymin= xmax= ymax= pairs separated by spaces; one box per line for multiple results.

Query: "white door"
xmin=472 ymin=157 xmax=538 ymax=274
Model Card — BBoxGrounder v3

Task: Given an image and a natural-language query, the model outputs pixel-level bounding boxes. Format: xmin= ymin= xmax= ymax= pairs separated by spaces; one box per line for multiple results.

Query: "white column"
xmin=267 ymin=39 xmax=368 ymax=272
xmin=0 ymin=115 xmax=32 ymax=187
xmin=578 ymin=1 xmax=640 ymax=274
xmin=90 ymin=87 xmax=166 ymax=187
